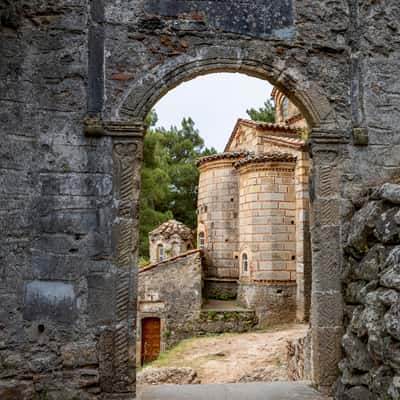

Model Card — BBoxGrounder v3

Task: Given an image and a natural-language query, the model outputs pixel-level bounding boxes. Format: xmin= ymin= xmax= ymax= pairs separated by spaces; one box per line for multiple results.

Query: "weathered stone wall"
xmin=238 ymin=282 xmax=297 ymax=327
xmin=237 ymin=160 xmax=297 ymax=282
xmin=203 ymin=279 xmax=238 ymax=300
xmin=194 ymin=310 xmax=257 ymax=335
xmin=335 ymin=183 xmax=400 ymax=399
xmin=197 ymin=159 xmax=239 ymax=279
xmin=0 ymin=1 xmax=133 ymax=399
xmin=2 ymin=0 xmax=400 ymax=397
xmin=287 ymin=330 xmax=312 ymax=382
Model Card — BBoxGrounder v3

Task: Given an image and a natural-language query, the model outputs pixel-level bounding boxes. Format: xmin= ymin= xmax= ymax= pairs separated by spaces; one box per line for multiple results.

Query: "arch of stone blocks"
xmin=99 ymin=50 xmax=346 ymax=395
xmin=116 ymin=49 xmax=337 ymax=129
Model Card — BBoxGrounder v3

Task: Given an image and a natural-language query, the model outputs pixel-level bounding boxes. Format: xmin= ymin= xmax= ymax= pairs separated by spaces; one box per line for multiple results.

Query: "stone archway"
xmin=89 ymin=51 xmax=347 ymax=395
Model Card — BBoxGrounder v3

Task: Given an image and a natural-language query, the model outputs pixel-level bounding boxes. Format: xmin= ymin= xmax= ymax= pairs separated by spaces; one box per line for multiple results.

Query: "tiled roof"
xmin=224 ymin=118 xmax=302 ymax=152
xmin=261 ymin=134 xmax=305 ymax=150
xmin=196 ymin=150 xmax=253 ymax=167
xmin=149 ymin=219 xmax=193 ymax=240
xmin=234 ymin=152 xmax=297 ymax=168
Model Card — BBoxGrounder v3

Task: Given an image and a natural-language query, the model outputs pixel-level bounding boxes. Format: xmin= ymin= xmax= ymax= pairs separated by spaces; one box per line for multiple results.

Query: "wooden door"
xmin=141 ymin=317 xmax=161 ymax=365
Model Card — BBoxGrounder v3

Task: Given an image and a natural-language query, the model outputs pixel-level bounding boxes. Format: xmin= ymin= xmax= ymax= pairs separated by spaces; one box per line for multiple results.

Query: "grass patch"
xmin=273 ymin=358 xmax=282 ymax=367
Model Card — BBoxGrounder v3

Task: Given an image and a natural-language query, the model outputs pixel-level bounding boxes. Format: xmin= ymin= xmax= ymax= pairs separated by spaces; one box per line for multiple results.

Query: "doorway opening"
xmin=135 ymin=72 xmax=313 ymax=390
xmin=141 ymin=317 xmax=161 ymax=365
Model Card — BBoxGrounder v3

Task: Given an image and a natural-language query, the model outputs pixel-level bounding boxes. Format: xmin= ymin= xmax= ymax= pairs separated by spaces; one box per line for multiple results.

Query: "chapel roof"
xmin=149 ymin=219 xmax=193 ymax=240
xmin=196 ymin=150 xmax=253 ymax=167
xmin=260 ymin=133 xmax=305 ymax=150
xmin=224 ymin=118 xmax=302 ymax=152
xmin=233 ymin=152 xmax=297 ymax=168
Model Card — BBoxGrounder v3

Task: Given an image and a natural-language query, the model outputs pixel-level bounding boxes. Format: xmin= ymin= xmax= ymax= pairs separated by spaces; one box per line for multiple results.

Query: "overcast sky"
xmin=154 ymin=73 xmax=273 ymax=152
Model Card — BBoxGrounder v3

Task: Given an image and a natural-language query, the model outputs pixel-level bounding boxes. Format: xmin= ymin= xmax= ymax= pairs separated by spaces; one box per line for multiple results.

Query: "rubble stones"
xmin=342 ymin=333 xmax=375 ymax=372
xmin=351 ymin=244 xmax=386 ymax=281
xmin=374 ymin=208 xmax=400 ymax=244
xmin=236 ymin=366 xmax=284 ymax=383
xmin=385 ymin=304 xmax=400 ymax=341
xmin=378 ymin=184 xmax=400 ymax=204
xmin=343 ymin=386 xmax=374 ymax=400
xmin=338 ymin=183 xmax=400 ymax=398
xmin=381 ymin=247 xmax=400 ymax=291
xmin=137 ymin=367 xmax=200 ymax=385
xmin=345 ymin=201 xmax=385 ymax=256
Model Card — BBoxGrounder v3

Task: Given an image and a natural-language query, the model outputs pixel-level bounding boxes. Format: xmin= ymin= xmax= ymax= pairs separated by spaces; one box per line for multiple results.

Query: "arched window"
xmin=199 ymin=232 xmax=205 ymax=250
xmin=242 ymin=253 xmax=249 ymax=272
xmin=171 ymin=242 xmax=180 ymax=257
xmin=281 ymin=96 xmax=289 ymax=120
xmin=157 ymin=244 xmax=164 ymax=261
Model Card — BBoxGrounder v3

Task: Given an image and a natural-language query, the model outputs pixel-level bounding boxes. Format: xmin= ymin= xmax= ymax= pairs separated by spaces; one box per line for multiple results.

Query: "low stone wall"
xmin=336 ymin=183 xmax=400 ymax=399
xmin=204 ymin=279 xmax=238 ymax=300
xmin=238 ymin=282 xmax=297 ymax=327
xmin=195 ymin=310 xmax=257 ymax=334
xmin=287 ymin=330 xmax=311 ymax=381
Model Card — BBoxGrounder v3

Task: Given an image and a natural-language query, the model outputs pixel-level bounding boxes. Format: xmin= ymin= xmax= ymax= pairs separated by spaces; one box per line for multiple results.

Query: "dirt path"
xmin=140 ymin=324 xmax=308 ymax=384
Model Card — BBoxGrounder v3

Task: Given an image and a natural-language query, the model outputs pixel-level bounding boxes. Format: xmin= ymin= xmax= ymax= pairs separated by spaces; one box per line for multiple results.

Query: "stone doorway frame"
xmin=86 ymin=52 xmax=347 ymax=395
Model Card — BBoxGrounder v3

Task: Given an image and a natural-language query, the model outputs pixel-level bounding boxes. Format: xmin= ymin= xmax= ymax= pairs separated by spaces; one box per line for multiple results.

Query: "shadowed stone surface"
xmin=143 ymin=0 xmax=294 ymax=39
xmin=139 ymin=381 xmax=330 ymax=400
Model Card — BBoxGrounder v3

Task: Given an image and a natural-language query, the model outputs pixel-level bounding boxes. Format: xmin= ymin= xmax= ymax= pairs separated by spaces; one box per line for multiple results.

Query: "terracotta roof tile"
xmin=149 ymin=219 xmax=193 ymax=240
xmin=196 ymin=150 xmax=253 ymax=167
xmin=261 ymin=134 xmax=305 ymax=150
xmin=234 ymin=152 xmax=297 ymax=168
xmin=224 ymin=118 xmax=302 ymax=152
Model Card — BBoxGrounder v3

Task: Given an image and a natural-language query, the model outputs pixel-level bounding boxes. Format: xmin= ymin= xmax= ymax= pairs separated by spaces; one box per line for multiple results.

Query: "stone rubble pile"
xmin=137 ymin=367 xmax=200 ymax=386
xmin=336 ymin=183 xmax=400 ymax=399
xmin=236 ymin=366 xmax=286 ymax=383
xmin=286 ymin=332 xmax=311 ymax=382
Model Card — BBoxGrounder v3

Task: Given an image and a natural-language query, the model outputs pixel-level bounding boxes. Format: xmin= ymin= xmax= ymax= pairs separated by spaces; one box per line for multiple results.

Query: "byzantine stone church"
xmin=196 ymin=88 xmax=311 ymax=325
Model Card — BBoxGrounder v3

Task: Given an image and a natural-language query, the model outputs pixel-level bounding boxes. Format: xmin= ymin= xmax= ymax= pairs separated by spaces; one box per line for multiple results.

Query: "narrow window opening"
xmin=199 ymin=232 xmax=205 ymax=250
xmin=242 ymin=253 xmax=249 ymax=272
xmin=158 ymin=244 xmax=164 ymax=262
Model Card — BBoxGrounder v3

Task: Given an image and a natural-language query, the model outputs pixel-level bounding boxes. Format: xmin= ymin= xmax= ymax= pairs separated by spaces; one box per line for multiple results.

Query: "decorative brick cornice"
xmin=285 ymin=113 xmax=304 ymax=125
xmin=234 ymin=152 xmax=297 ymax=169
xmin=196 ymin=150 xmax=252 ymax=167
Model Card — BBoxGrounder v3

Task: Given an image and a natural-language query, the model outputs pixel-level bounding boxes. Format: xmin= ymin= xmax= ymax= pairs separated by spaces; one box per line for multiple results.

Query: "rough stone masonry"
xmin=2 ymin=0 xmax=400 ymax=399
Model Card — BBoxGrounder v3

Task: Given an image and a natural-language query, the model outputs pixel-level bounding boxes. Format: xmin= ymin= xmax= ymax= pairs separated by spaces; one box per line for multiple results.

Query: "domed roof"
xmin=149 ymin=219 xmax=193 ymax=240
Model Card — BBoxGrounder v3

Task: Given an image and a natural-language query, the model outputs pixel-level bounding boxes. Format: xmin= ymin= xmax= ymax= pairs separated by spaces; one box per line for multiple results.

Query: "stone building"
xmin=3 ymin=0 xmax=400 ymax=398
xmin=137 ymin=250 xmax=203 ymax=366
xmin=136 ymin=248 xmax=257 ymax=366
xmin=148 ymin=219 xmax=194 ymax=264
xmin=197 ymin=91 xmax=311 ymax=326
